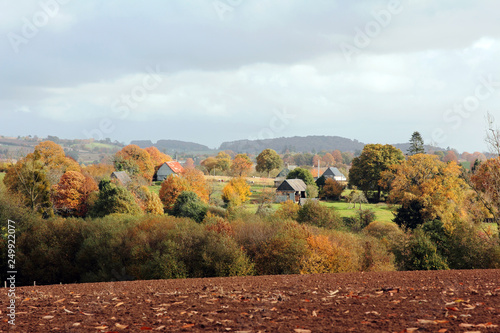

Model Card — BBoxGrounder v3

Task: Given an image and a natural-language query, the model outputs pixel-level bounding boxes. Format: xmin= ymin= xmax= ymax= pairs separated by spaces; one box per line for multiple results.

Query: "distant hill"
xmin=219 ymin=136 xmax=365 ymax=153
xmin=392 ymin=143 xmax=442 ymax=155
xmin=130 ymin=139 xmax=211 ymax=153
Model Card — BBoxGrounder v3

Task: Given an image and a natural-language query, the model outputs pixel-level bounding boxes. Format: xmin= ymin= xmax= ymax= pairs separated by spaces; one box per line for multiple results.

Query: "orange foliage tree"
xmin=322 ymin=153 xmax=335 ymax=166
xmin=331 ymin=150 xmax=343 ymax=164
xmin=82 ymin=163 xmax=115 ymax=183
xmin=52 ymin=170 xmax=98 ymax=217
xmin=145 ymin=146 xmax=172 ymax=169
xmin=470 ymin=157 xmax=500 ymax=225
xmin=230 ymin=153 xmax=253 ymax=176
xmin=28 ymin=141 xmax=80 ymax=185
xmin=184 ymin=158 xmax=195 ymax=169
xmin=115 ymin=145 xmax=155 ymax=181
xmin=159 ymin=169 xmax=209 ymax=211
xmin=300 ymin=235 xmax=354 ymax=274
xmin=380 ymin=154 xmax=468 ymax=227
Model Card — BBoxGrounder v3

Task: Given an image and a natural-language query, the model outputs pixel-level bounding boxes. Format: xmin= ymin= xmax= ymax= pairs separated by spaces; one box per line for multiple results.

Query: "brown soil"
xmin=1 ymin=269 xmax=499 ymax=332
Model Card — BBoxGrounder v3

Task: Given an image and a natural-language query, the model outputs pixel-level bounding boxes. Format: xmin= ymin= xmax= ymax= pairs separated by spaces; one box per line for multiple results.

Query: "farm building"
xmin=154 ymin=161 xmax=185 ymax=181
xmin=111 ymin=171 xmax=132 ymax=186
xmin=321 ymin=167 xmax=346 ymax=182
xmin=274 ymin=164 xmax=297 ymax=187
xmin=276 ymin=179 xmax=307 ymax=203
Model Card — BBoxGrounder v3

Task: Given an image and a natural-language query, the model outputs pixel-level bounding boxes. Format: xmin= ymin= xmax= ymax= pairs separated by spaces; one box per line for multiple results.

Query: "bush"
xmin=274 ymin=200 xmax=300 ymax=220
xmin=297 ymin=200 xmax=343 ymax=229
xmin=172 ymin=191 xmax=207 ymax=223
xmin=345 ymin=209 xmax=376 ymax=232
xmin=393 ymin=199 xmax=425 ymax=230
xmin=393 ymin=227 xmax=449 ymax=271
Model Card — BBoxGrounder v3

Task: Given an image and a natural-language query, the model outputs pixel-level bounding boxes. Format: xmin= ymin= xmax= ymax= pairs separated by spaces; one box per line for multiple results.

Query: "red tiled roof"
xmin=165 ymin=161 xmax=184 ymax=174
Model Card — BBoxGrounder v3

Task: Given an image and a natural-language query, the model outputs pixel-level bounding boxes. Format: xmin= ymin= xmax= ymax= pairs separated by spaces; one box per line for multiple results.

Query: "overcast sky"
xmin=1 ymin=0 xmax=499 ymax=152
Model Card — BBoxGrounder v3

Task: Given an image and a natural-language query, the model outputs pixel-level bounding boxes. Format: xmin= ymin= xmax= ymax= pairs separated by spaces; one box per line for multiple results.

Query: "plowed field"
xmin=2 ymin=269 xmax=499 ymax=332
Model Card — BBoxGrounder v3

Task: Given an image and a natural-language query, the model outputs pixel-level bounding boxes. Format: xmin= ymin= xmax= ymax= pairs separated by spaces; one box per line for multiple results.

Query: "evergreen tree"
xmin=408 ymin=131 xmax=425 ymax=155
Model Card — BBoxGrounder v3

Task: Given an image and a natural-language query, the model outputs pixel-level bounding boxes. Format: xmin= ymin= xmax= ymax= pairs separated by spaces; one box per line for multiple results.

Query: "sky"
xmin=1 ymin=0 xmax=499 ymax=152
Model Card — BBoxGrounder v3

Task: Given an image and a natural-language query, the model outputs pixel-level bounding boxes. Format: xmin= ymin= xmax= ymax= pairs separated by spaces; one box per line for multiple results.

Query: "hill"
xmin=219 ymin=135 xmax=365 ymax=153
xmin=131 ymin=139 xmax=212 ymax=153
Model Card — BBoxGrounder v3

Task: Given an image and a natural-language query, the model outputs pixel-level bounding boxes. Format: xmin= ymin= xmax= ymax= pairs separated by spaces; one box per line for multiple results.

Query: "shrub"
xmin=297 ymin=200 xmax=343 ymax=229
xmin=274 ymin=200 xmax=300 ymax=220
xmin=172 ymin=191 xmax=207 ymax=223
xmin=393 ymin=227 xmax=449 ymax=271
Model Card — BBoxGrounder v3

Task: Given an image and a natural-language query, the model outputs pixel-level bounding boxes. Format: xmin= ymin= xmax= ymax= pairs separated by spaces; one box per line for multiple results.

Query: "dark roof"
xmin=276 ymin=168 xmax=291 ymax=178
xmin=276 ymin=179 xmax=307 ymax=192
xmin=111 ymin=171 xmax=132 ymax=185
xmin=322 ymin=167 xmax=345 ymax=178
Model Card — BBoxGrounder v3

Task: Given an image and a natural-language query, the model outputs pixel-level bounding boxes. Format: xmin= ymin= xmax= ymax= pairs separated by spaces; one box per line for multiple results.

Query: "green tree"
xmin=349 ymin=144 xmax=405 ymax=201
xmin=286 ymin=167 xmax=315 ymax=185
xmin=256 ymin=149 xmax=283 ymax=177
xmin=408 ymin=131 xmax=425 ymax=156
xmin=215 ymin=152 xmax=232 ymax=173
xmin=90 ymin=180 xmax=141 ymax=217
xmin=172 ymin=191 xmax=207 ymax=223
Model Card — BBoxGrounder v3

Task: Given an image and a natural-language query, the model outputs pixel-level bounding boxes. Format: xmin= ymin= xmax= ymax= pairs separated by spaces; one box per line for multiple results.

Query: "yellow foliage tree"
xmin=380 ymin=154 xmax=469 ymax=227
xmin=222 ymin=177 xmax=251 ymax=206
xmin=300 ymin=235 xmax=353 ymax=274
xmin=158 ymin=169 xmax=209 ymax=211
xmin=115 ymin=145 xmax=155 ymax=182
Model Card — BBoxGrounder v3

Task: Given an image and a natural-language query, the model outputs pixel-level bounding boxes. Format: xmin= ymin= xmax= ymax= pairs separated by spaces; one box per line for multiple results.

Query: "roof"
xmin=163 ymin=161 xmax=185 ymax=174
xmin=322 ymin=167 xmax=345 ymax=178
xmin=276 ymin=179 xmax=307 ymax=192
xmin=275 ymin=168 xmax=291 ymax=178
xmin=111 ymin=171 xmax=132 ymax=185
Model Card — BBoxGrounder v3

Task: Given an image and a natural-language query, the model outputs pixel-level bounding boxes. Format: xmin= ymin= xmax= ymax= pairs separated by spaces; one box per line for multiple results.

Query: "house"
xmin=154 ymin=161 xmax=185 ymax=181
xmin=111 ymin=171 xmax=132 ymax=186
xmin=276 ymin=179 xmax=307 ymax=203
xmin=274 ymin=164 xmax=298 ymax=187
xmin=321 ymin=167 xmax=347 ymax=182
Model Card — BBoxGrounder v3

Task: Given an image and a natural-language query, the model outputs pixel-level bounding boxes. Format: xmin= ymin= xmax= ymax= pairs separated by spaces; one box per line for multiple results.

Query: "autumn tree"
xmin=145 ymin=146 xmax=172 ymax=168
xmin=52 ymin=170 xmax=98 ymax=217
xmin=28 ymin=141 xmax=80 ymax=185
xmin=3 ymin=153 xmax=53 ymax=217
xmin=320 ymin=178 xmax=345 ymax=201
xmin=159 ymin=175 xmax=189 ymax=211
xmin=349 ymin=144 xmax=405 ymax=201
xmin=332 ymin=150 xmax=343 ymax=164
xmin=215 ymin=151 xmax=232 ymax=173
xmin=82 ymin=163 xmax=115 ymax=183
xmin=408 ymin=131 xmax=425 ymax=156
xmin=182 ymin=168 xmax=209 ymax=203
xmin=256 ymin=149 xmax=282 ymax=177
xmin=470 ymin=157 xmax=500 ymax=228
xmin=230 ymin=154 xmax=253 ymax=176
xmin=114 ymin=145 xmax=155 ymax=181
xmin=222 ymin=177 xmax=251 ymax=206
xmin=443 ymin=150 xmax=458 ymax=163
xmin=312 ymin=155 xmax=322 ymax=167
xmin=159 ymin=169 xmax=209 ymax=211
xmin=201 ymin=157 xmax=218 ymax=175
xmin=380 ymin=154 xmax=468 ymax=227
xmin=132 ymin=185 xmax=163 ymax=215
xmin=322 ymin=153 xmax=335 ymax=167
xmin=184 ymin=158 xmax=195 ymax=169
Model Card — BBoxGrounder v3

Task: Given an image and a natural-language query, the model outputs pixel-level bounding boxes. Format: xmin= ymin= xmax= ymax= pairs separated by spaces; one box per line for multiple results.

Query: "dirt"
xmin=1 ymin=269 xmax=499 ymax=332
